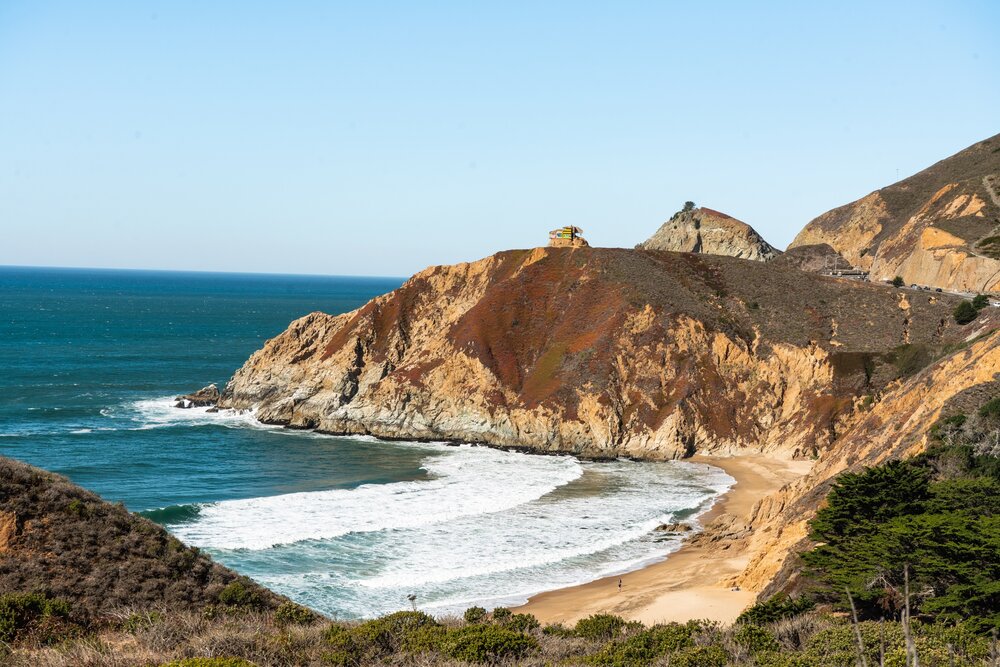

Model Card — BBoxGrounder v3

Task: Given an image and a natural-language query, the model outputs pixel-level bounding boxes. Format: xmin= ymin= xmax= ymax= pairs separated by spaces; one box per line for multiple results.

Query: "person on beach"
xmin=618 ymin=578 xmax=622 ymax=592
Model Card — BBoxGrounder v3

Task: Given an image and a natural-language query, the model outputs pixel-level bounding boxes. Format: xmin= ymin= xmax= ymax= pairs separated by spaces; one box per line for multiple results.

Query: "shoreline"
xmin=173 ymin=403 xmax=812 ymax=625
xmin=513 ymin=454 xmax=813 ymax=626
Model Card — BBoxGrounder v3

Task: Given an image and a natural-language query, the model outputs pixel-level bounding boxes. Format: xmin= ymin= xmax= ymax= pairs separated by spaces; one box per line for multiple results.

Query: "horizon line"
xmin=0 ymin=263 xmax=407 ymax=282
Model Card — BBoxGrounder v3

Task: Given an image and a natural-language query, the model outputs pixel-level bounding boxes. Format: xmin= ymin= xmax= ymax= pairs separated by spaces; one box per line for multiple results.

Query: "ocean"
xmin=0 ymin=265 xmax=733 ymax=619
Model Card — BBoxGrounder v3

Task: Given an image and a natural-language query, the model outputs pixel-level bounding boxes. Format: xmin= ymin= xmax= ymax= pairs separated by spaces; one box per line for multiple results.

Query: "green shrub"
xmin=504 ymin=612 xmax=540 ymax=632
xmin=66 ymin=498 xmax=88 ymax=517
xmin=929 ymin=413 xmax=967 ymax=440
xmin=217 ymin=581 xmax=266 ymax=610
xmin=574 ymin=613 xmax=629 ymax=641
xmin=892 ymin=276 xmax=904 ymax=287
xmin=670 ymin=645 xmax=729 ymax=667
xmin=588 ymin=622 xmax=699 ymax=667
xmin=805 ymin=621 xmax=905 ymax=667
xmin=324 ymin=611 xmax=445 ymax=666
xmin=0 ymin=593 xmax=72 ymax=644
xmin=542 ymin=622 xmax=575 ymax=637
xmin=972 ymin=293 xmax=989 ymax=310
xmin=444 ymin=624 xmax=537 ymax=663
xmin=752 ymin=650 xmax=816 ymax=667
xmin=954 ymin=300 xmax=978 ymax=324
xmin=490 ymin=606 xmax=512 ymax=622
xmin=273 ymin=601 xmax=317 ymax=626
xmin=463 ymin=606 xmax=487 ymax=624
xmin=733 ymin=623 xmax=780 ymax=653
xmin=736 ymin=594 xmax=814 ymax=625
xmin=803 ymin=448 xmax=1000 ymax=629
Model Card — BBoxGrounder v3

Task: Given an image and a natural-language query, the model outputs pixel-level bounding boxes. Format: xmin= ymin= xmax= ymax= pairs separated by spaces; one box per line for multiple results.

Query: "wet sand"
xmin=514 ymin=454 xmax=812 ymax=626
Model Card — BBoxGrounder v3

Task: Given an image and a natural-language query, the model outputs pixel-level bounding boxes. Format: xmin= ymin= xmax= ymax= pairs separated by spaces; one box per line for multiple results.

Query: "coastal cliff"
xmin=735 ymin=323 xmax=1000 ymax=595
xmin=790 ymin=133 xmax=1000 ymax=292
xmin=220 ymin=246 xmax=959 ymax=461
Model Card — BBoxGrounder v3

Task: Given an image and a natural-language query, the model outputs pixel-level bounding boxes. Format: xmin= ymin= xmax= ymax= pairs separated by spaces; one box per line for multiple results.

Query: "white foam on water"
xmin=193 ymin=444 xmax=734 ymax=619
xmin=123 ymin=395 xmax=738 ymax=619
xmin=171 ymin=444 xmax=584 ymax=550
xmin=122 ymin=397 xmax=272 ymax=431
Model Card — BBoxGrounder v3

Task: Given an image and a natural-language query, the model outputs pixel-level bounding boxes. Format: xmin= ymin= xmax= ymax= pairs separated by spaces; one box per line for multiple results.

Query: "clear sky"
xmin=1 ymin=2 xmax=998 ymax=277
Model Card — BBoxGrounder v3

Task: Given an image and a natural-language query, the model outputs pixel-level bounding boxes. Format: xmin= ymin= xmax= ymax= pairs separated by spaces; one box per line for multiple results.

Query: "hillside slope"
xmin=790 ymin=133 xmax=1000 ymax=291
xmin=640 ymin=207 xmax=780 ymax=261
xmin=734 ymin=325 xmax=1000 ymax=596
xmin=0 ymin=457 xmax=282 ymax=618
xmin=219 ymin=246 xmax=961 ymax=460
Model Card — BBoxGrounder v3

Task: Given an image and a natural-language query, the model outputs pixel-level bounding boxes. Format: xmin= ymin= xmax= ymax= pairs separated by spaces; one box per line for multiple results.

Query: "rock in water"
xmin=639 ymin=207 xmax=780 ymax=261
xmin=174 ymin=383 xmax=220 ymax=408
xmin=655 ymin=523 xmax=694 ymax=533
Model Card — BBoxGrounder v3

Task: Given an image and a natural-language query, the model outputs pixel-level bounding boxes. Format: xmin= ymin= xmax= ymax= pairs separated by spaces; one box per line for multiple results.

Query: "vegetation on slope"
xmin=5 ymin=599 xmax=1000 ymax=666
xmin=0 ymin=457 xmax=282 ymax=619
xmin=799 ymin=410 xmax=1000 ymax=632
xmin=2 ymin=447 xmax=998 ymax=665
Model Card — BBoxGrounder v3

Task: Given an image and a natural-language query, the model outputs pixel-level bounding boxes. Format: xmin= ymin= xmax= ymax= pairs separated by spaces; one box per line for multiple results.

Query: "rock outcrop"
xmin=174 ymin=383 xmax=220 ymax=408
xmin=790 ymin=133 xmax=1000 ymax=292
xmin=219 ymin=247 xmax=960 ymax=461
xmin=771 ymin=243 xmax=852 ymax=274
xmin=640 ymin=207 xmax=780 ymax=262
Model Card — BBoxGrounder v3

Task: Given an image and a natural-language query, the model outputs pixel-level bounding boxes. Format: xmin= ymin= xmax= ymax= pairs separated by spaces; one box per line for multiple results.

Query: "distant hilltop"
xmin=791 ymin=132 xmax=1000 ymax=292
xmin=639 ymin=203 xmax=780 ymax=262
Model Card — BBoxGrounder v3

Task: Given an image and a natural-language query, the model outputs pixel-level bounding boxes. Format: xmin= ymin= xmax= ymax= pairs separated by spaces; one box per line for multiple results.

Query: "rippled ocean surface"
xmin=0 ymin=266 xmax=733 ymax=618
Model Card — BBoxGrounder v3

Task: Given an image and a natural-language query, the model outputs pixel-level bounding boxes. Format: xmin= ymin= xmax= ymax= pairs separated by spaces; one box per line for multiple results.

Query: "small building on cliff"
xmin=548 ymin=226 xmax=589 ymax=248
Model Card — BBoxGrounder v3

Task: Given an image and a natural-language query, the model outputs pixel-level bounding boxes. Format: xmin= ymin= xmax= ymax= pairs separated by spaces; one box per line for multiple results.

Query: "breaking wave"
xmin=167 ymin=445 xmax=584 ymax=550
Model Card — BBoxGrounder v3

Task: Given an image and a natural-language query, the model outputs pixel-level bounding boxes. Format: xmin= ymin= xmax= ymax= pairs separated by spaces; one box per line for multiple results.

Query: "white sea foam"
xmin=103 ymin=396 xmax=275 ymax=432
xmin=124 ymin=395 xmax=737 ymax=618
xmin=184 ymin=442 xmax=734 ymax=619
xmin=171 ymin=444 xmax=585 ymax=550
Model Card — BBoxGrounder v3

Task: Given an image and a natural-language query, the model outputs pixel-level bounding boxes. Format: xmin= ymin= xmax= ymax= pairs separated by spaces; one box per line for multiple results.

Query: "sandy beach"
xmin=514 ymin=454 xmax=813 ymax=626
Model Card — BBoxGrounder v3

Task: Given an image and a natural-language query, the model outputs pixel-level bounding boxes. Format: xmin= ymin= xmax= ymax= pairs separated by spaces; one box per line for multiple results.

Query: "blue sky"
xmin=1 ymin=2 xmax=998 ymax=277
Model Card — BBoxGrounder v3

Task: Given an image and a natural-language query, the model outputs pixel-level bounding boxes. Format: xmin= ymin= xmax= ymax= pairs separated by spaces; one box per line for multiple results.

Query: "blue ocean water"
xmin=0 ymin=266 xmax=733 ymax=618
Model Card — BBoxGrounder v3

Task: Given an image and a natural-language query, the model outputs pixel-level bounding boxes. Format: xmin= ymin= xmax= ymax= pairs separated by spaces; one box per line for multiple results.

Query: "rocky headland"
xmin=217 ymin=246 xmax=961 ymax=461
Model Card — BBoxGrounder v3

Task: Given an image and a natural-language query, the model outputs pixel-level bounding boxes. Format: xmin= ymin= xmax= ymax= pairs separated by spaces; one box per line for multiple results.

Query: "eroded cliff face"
xmin=718 ymin=326 xmax=1000 ymax=595
xmin=640 ymin=207 xmax=780 ymax=262
xmin=790 ymin=134 xmax=1000 ymax=292
xmin=220 ymin=247 xmax=958 ymax=461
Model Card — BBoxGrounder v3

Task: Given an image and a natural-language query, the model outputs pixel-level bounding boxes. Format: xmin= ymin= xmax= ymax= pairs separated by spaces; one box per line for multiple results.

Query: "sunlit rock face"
xmin=640 ymin=207 xmax=780 ymax=262
xmin=220 ymin=246 xmax=958 ymax=461
xmin=790 ymin=133 xmax=1000 ymax=292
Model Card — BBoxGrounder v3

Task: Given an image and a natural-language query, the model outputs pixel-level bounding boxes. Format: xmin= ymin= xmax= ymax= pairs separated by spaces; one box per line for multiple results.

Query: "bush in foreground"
xmin=737 ymin=594 xmax=815 ymax=625
xmin=0 ymin=593 xmax=73 ymax=644
xmin=324 ymin=611 xmax=445 ymax=665
xmin=588 ymin=621 xmax=702 ymax=666
xmin=444 ymin=623 xmax=538 ymax=663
